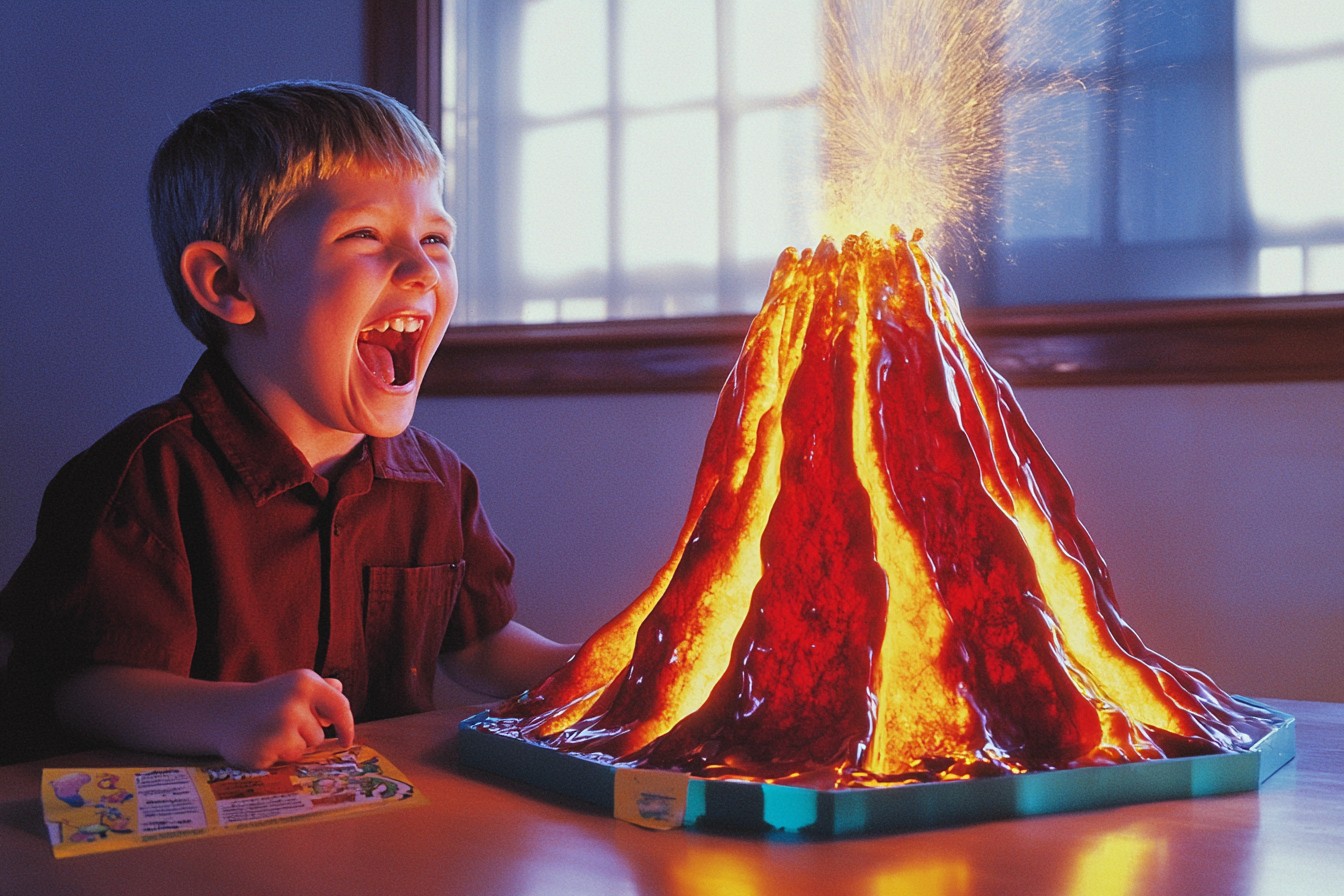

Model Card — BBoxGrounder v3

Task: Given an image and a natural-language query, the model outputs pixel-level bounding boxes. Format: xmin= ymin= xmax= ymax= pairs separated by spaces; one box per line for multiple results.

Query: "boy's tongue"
xmin=358 ymin=342 xmax=397 ymax=385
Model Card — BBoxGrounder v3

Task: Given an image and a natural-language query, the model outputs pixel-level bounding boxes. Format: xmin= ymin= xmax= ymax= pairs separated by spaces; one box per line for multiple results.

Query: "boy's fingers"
xmin=324 ymin=677 xmax=344 ymax=693
xmin=312 ymin=687 xmax=356 ymax=747
xmin=296 ymin=713 xmax=330 ymax=750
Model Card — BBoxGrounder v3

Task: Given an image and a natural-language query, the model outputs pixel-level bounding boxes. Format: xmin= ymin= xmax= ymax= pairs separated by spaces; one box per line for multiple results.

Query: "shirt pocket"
xmin=364 ymin=561 xmax=466 ymax=717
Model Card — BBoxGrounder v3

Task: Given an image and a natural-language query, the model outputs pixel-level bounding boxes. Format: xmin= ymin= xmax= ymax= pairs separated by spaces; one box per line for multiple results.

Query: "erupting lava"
xmin=485 ymin=229 xmax=1280 ymax=788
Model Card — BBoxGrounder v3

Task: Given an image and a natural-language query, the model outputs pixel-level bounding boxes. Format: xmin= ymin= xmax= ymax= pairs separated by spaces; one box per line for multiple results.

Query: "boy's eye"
xmin=345 ymin=229 xmax=377 ymax=240
xmin=422 ymin=233 xmax=452 ymax=249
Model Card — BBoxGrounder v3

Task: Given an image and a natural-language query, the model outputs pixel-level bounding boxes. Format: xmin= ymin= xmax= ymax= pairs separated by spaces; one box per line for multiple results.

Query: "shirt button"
xmin=333 ymin=522 xmax=342 ymax=536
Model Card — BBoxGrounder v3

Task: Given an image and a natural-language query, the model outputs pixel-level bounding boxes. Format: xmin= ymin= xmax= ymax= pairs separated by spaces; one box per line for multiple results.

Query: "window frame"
xmin=366 ymin=0 xmax=1344 ymax=395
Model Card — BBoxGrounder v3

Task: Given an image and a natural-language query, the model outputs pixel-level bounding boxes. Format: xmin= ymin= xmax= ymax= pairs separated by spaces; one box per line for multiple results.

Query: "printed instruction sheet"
xmin=42 ymin=744 xmax=425 ymax=858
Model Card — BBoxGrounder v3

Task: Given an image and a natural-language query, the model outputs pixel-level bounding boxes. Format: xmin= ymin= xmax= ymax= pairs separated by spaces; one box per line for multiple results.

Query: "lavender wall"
xmin=415 ymin=382 xmax=1344 ymax=703
xmin=0 ymin=0 xmax=365 ymax=578
xmin=3 ymin=1 xmax=1340 ymax=703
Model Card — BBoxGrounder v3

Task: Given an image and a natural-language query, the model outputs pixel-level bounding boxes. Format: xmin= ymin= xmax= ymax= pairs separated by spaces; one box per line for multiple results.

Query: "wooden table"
xmin=1 ymin=699 xmax=1339 ymax=895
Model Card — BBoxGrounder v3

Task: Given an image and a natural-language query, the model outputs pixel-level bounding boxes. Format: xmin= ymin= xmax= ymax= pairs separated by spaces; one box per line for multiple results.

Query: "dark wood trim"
xmin=364 ymin=0 xmax=442 ymax=134
xmin=425 ymin=315 xmax=754 ymax=395
xmin=969 ymin=295 xmax=1344 ymax=388
xmin=426 ymin=295 xmax=1344 ymax=394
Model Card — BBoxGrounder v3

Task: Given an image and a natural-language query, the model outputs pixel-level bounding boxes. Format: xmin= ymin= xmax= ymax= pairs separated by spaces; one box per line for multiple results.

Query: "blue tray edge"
xmin=456 ymin=696 xmax=1294 ymax=838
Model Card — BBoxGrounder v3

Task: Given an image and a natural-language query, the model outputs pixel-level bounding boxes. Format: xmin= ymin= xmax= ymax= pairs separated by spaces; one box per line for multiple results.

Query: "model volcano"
xmin=482 ymin=229 xmax=1281 ymax=789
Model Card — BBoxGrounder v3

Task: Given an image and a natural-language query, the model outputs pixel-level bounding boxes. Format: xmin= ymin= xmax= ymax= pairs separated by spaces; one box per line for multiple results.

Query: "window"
xmin=1238 ymin=1 xmax=1344 ymax=294
xmin=993 ymin=0 xmax=1249 ymax=304
xmin=367 ymin=0 xmax=1344 ymax=392
xmin=444 ymin=0 xmax=821 ymax=326
xmin=992 ymin=0 xmax=1344 ymax=305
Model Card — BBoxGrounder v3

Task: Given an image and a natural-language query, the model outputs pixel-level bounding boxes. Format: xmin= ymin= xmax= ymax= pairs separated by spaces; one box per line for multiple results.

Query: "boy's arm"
xmin=54 ymin=666 xmax=355 ymax=769
xmin=439 ymin=621 xmax=579 ymax=699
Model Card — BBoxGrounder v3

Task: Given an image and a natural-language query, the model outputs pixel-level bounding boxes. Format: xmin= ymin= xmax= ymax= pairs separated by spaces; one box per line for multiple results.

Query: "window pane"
xmin=620 ymin=0 xmax=716 ymax=108
xmin=521 ymin=299 xmax=559 ymax=323
xmin=1007 ymin=0 xmax=1110 ymax=70
xmin=1119 ymin=76 xmax=1235 ymax=243
xmin=519 ymin=119 xmax=609 ymax=280
xmin=521 ymin=297 xmax=610 ymax=323
xmin=1239 ymin=0 xmax=1344 ymax=54
xmin=735 ymin=106 xmax=820 ymax=261
xmin=1000 ymin=87 xmax=1100 ymax=242
xmin=731 ymin=0 xmax=820 ymax=100
xmin=1258 ymin=246 xmax=1304 ymax=295
xmin=560 ymin=297 xmax=609 ymax=321
xmin=621 ymin=109 xmax=719 ymax=270
xmin=1308 ymin=244 xmax=1344 ymax=292
xmin=627 ymin=291 xmax=717 ymax=318
xmin=1241 ymin=58 xmax=1344 ymax=232
xmin=519 ymin=0 xmax=607 ymax=117
xmin=1123 ymin=0 xmax=1226 ymax=63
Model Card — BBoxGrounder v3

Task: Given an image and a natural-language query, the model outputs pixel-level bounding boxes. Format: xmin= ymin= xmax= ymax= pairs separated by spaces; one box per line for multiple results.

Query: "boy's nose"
xmin=393 ymin=245 xmax=441 ymax=291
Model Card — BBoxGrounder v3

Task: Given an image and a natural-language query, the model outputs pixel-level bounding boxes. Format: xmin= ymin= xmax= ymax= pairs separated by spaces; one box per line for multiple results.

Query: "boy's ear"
xmin=180 ymin=241 xmax=257 ymax=326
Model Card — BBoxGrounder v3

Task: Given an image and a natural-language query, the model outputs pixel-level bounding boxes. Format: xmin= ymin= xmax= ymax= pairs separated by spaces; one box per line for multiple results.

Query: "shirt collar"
xmin=180 ymin=352 xmax=443 ymax=504
xmin=370 ymin=430 xmax=442 ymax=484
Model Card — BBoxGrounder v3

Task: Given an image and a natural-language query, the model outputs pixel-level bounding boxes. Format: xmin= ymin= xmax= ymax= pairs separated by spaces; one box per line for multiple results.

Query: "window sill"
xmin=424 ymin=295 xmax=1344 ymax=395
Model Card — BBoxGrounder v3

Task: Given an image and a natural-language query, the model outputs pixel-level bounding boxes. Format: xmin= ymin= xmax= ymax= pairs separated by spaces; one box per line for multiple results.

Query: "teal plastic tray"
xmin=457 ymin=697 xmax=1294 ymax=837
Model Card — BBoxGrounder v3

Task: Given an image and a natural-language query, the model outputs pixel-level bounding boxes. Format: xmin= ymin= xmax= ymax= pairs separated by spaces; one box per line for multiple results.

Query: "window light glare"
xmin=660 ymin=293 xmax=716 ymax=317
xmin=560 ymin=298 xmax=609 ymax=322
xmin=731 ymin=0 xmax=820 ymax=100
xmin=516 ymin=298 xmax=608 ymax=324
xmin=1306 ymin=243 xmax=1344 ymax=294
xmin=519 ymin=0 xmax=607 ymax=117
xmin=1258 ymin=246 xmax=1304 ymax=296
xmin=1239 ymin=0 xmax=1344 ymax=54
xmin=519 ymin=119 xmax=609 ymax=280
xmin=621 ymin=109 xmax=719 ymax=270
xmin=620 ymin=0 xmax=716 ymax=108
xmin=735 ymin=107 xmax=821 ymax=262
xmin=521 ymin=299 xmax=559 ymax=324
xmin=1241 ymin=59 xmax=1344 ymax=231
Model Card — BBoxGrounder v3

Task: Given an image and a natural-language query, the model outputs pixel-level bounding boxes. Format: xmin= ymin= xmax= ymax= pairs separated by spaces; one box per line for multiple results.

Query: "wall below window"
xmin=415 ymin=381 xmax=1344 ymax=703
xmin=2 ymin=0 xmax=1339 ymax=706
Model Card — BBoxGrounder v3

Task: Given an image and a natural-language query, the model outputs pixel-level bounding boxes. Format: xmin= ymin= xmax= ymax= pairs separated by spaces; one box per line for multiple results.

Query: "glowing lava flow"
xmin=486 ymin=229 xmax=1280 ymax=788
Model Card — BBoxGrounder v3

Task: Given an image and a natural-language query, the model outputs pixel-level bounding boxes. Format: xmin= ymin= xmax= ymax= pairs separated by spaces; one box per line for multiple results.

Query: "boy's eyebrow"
xmin=433 ymin=212 xmax=458 ymax=240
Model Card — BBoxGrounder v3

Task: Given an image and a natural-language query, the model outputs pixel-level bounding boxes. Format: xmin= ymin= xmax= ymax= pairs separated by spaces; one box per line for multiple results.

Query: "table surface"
xmin=1 ymin=698 xmax=1339 ymax=896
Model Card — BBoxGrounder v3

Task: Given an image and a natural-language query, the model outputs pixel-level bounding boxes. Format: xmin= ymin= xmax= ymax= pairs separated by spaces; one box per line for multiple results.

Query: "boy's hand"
xmin=54 ymin=665 xmax=356 ymax=771
xmin=216 ymin=670 xmax=355 ymax=769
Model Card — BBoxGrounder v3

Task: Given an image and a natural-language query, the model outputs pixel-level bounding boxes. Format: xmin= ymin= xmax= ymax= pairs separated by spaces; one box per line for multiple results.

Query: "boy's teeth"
xmin=363 ymin=316 xmax=424 ymax=334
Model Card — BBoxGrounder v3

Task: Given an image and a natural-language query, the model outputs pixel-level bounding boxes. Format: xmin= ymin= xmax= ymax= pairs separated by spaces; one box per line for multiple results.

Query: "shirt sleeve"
xmin=440 ymin=459 xmax=517 ymax=652
xmin=0 ymin=440 xmax=197 ymax=762
xmin=1 ymin=433 xmax=198 ymax=684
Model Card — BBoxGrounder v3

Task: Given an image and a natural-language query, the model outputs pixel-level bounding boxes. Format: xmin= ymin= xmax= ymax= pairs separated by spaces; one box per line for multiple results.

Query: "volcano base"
xmin=457 ymin=697 xmax=1294 ymax=838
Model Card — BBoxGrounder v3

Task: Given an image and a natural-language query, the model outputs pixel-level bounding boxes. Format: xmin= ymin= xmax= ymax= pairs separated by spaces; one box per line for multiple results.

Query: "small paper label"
xmin=613 ymin=768 xmax=690 ymax=830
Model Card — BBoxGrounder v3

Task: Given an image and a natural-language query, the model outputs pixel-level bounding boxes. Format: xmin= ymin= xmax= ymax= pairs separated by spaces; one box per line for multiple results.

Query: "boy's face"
xmin=229 ymin=166 xmax=457 ymax=444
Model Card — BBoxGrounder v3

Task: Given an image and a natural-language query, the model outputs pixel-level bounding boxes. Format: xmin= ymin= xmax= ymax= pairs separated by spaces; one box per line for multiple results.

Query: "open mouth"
xmin=357 ymin=315 xmax=425 ymax=387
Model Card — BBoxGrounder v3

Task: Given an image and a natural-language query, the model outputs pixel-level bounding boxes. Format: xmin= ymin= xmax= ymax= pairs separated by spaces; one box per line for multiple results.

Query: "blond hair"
xmin=149 ymin=80 xmax=445 ymax=348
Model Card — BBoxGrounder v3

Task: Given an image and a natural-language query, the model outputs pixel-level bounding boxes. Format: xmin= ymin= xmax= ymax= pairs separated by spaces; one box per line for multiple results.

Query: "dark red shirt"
xmin=1 ymin=352 xmax=515 ymax=760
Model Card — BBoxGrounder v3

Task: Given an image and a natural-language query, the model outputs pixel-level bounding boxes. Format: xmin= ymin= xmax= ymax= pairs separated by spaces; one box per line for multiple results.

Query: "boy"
xmin=0 ymin=81 xmax=575 ymax=768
